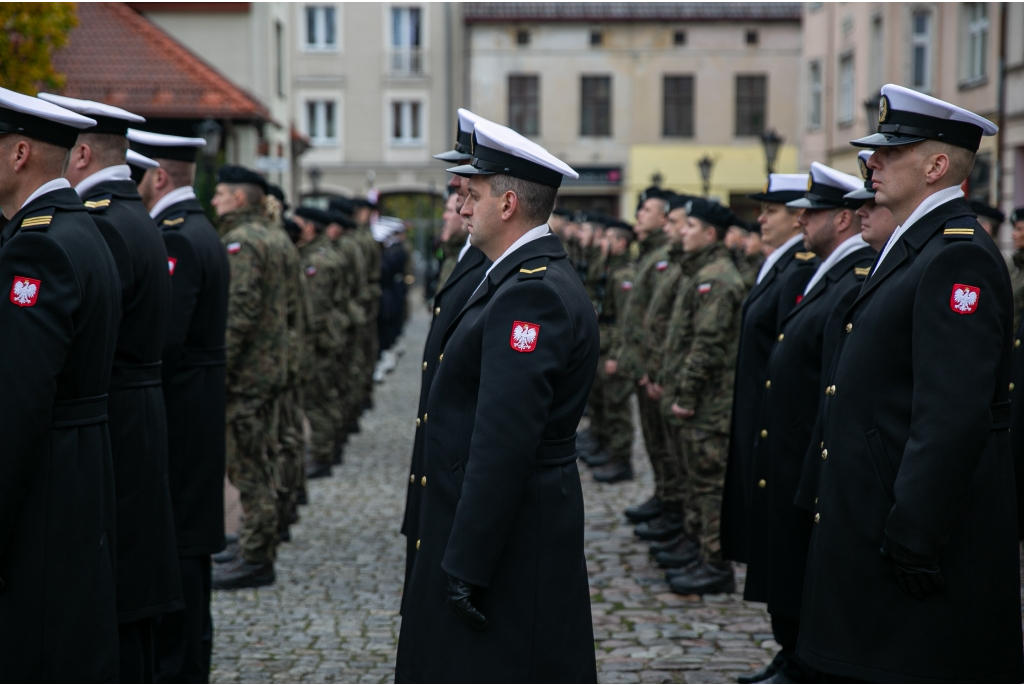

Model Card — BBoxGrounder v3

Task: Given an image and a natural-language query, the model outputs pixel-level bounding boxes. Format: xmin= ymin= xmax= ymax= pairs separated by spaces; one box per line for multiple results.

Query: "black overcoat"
xmin=83 ymin=180 xmax=183 ymax=622
xmin=743 ymin=245 xmax=874 ymax=618
xmin=721 ymin=239 xmax=817 ymax=562
xmin=401 ymin=245 xmax=488 ymax=610
xmin=0 ymin=188 xmax=121 ymax=680
xmin=1012 ymin=315 xmax=1024 ymax=536
xmin=798 ymin=199 xmax=1024 ymax=682
xmin=156 ymin=198 xmax=230 ymax=557
xmin=395 ymin=235 xmax=599 ymax=683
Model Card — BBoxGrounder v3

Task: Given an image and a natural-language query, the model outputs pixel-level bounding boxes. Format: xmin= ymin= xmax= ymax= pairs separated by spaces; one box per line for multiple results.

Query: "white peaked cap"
xmin=126 ymin=149 xmax=160 ymax=170
xmin=0 ymin=87 xmax=96 ymax=147
xmin=809 ymin=162 xmax=862 ymax=193
xmin=435 ymin=108 xmax=488 ymax=162
xmin=768 ymin=174 xmax=809 ymax=193
xmin=882 ymin=84 xmax=997 ymax=135
xmin=38 ymin=92 xmax=145 ymax=125
xmin=788 ymin=162 xmax=865 ymax=209
xmin=846 ymin=151 xmax=877 ymax=200
xmin=447 ymin=119 xmax=577 ymax=187
xmin=457 ymin=108 xmax=483 ymax=133
xmin=127 ymin=129 xmax=205 ymax=148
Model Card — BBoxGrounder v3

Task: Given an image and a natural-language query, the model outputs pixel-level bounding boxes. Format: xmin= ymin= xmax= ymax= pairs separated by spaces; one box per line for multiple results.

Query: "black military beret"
xmin=217 ymin=165 xmax=266 ymax=191
xmin=328 ymin=210 xmax=356 ymax=229
xmin=551 ymin=207 xmax=573 ymax=218
xmin=1012 ymin=207 xmax=1024 ymax=224
xmin=329 ymin=197 xmax=355 ymax=214
xmin=352 ymin=197 xmax=375 ymax=209
xmin=685 ymin=198 xmax=734 ymax=230
xmin=284 ymin=218 xmax=301 ymax=243
xmin=294 ymin=206 xmax=332 ymax=227
xmin=667 ymin=194 xmax=694 ymax=211
xmin=969 ymin=200 xmax=1004 ymax=224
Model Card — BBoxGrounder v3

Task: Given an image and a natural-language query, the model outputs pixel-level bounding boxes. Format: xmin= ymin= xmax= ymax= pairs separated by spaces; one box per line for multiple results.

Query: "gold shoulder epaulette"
xmin=519 ymin=266 xmax=547 ymax=274
xmin=794 ymin=251 xmax=816 ymax=261
xmin=84 ymin=199 xmax=111 ymax=209
xmin=162 ymin=217 xmax=185 ymax=226
xmin=21 ymin=215 xmax=52 ymax=228
xmin=943 ymin=227 xmax=974 ymax=238
xmin=854 ymin=267 xmax=871 ymax=276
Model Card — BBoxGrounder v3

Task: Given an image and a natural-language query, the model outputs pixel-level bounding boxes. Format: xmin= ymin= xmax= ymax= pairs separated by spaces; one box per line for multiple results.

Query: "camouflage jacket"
xmin=267 ymin=221 xmax=311 ymax=389
xmin=332 ymin=233 xmax=369 ymax=330
xmin=596 ymin=252 xmax=636 ymax=356
xmin=436 ymin=234 xmax=466 ymax=295
xmin=645 ymin=244 xmax=700 ymax=384
xmin=219 ymin=206 xmax=289 ymax=399
xmin=615 ymin=230 xmax=668 ymax=379
xmin=732 ymin=249 xmax=765 ymax=291
xmin=356 ymin=224 xmax=383 ymax=303
xmin=300 ymin=232 xmax=349 ymax=357
xmin=659 ymin=242 xmax=745 ymax=433
xmin=585 ymin=247 xmax=606 ymax=307
xmin=1012 ymin=250 xmax=1024 ymax=334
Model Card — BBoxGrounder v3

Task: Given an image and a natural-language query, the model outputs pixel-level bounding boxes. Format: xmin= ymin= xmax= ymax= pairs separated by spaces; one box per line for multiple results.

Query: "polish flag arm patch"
xmin=950 ymin=283 xmax=980 ymax=314
xmin=510 ymin=320 xmax=540 ymax=352
xmin=167 ymin=257 xmax=177 ymax=275
xmin=10 ymin=276 xmax=40 ymax=307
xmin=621 ymin=281 xmax=633 ymax=290
xmin=697 ymin=282 xmax=712 ymax=294
xmin=655 ymin=261 xmax=669 ymax=271
xmin=305 ymin=265 xmax=317 ymax=277
xmin=227 ymin=242 xmax=241 ymax=254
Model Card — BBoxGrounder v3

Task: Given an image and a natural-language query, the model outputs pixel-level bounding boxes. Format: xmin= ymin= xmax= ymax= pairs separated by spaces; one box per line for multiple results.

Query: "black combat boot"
xmin=625 ymin=496 xmax=663 ymax=523
xmin=668 ymin=560 xmax=735 ymax=595
xmin=306 ymin=463 xmax=332 ymax=480
xmin=592 ymin=461 xmax=633 ymax=483
xmin=212 ymin=539 xmax=241 ymax=565
xmin=580 ymin=447 xmax=611 ymax=467
xmin=649 ymin=533 xmax=685 ymax=554
xmin=633 ymin=511 xmax=684 ymax=541
xmin=655 ymin=536 xmax=701 ymax=568
xmin=211 ymin=557 xmax=275 ymax=590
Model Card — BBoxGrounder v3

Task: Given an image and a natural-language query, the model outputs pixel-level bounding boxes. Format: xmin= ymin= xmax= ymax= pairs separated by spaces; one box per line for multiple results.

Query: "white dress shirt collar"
xmin=872 ymin=185 xmax=964 ymax=275
xmin=755 ymin=232 xmax=804 ymax=285
xmin=149 ymin=185 xmax=197 ymax=219
xmin=74 ymin=164 xmax=131 ymax=198
xmin=803 ymin=234 xmax=870 ymax=295
xmin=457 ymin=234 xmax=472 ymax=262
xmin=19 ymin=178 xmax=71 ymax=211
xmin=474 ymin=224 xmax=551 ymax=294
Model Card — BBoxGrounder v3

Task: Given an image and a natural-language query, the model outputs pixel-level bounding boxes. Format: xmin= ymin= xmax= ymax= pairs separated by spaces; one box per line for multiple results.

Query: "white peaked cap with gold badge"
xmin=446 ymin=119 xmax=578 ymax=188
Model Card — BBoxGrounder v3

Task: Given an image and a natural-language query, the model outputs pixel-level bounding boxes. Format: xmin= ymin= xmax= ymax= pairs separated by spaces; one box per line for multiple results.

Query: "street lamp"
xmin=864 ymin=91 xmax=881 ymax=137
xmin=697 ymin=155 xmax=714 ymax=197
xmin=197 ymin=118 xmax=222 ymax=158
xmin=650 ymin=171 xmax=663 ymax=188
xmin=309 ymin=166 xmax=322 ymax=197
xmin=760 ymin=128 xmax=783 ymax=175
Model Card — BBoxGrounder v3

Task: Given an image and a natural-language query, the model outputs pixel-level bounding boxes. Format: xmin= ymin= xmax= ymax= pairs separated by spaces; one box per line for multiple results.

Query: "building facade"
xmin=464 ymin=3 xmax=803 ymax=219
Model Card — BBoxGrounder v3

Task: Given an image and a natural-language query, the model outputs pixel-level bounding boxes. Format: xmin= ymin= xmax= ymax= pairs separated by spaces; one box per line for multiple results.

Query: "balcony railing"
xmin=389 ymin=48 xmax=424 ymax=76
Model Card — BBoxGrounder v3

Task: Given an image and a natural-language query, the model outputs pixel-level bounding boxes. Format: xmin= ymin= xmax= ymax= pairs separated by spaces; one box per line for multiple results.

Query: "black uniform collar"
xmin=486 ymin=233 xmax=566 ymax=288
xmin=2 ymin=187 xmax=86 ymax=243
xmin=80 ymin=179 xmax=142 ymax=202
xmin=748 ymin=238 xmax=807 ymax=300
xmin=788 ymin=245 xmax=875 ymax=317
xmin=153 ymin=197 xmax=205 ymax=224
xmin=436 ymin=245 xmax=487 ymax=299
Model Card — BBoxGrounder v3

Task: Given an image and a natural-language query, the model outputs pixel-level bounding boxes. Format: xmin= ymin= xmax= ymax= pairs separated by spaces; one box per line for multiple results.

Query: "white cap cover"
xmin=37 ymin=92 xmax=144 ymax=135
xmin=126 ymin=148 xmax=160 ymax=170
xmin=447 ymin=119 xmax=578 ymax=187
xmin=0 ymin=87 xmax=96 ymax=147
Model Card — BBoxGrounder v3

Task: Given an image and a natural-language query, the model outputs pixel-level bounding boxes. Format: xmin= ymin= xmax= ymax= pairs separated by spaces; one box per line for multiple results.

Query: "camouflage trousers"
xmin=307 ymin=354 xmax=344 ymax=466
xmin=591 ymin=358 xmax=635 ymax=465
xmin=276 ymin=387 xmax=306 ymax=523
xmin=226 ymin=395 xmax=279 ymax=564
xmin=361 ymin=301 xmax=380 ymax=404
xmin=636 ymin=388 xmax=670 ymax=500
xmin=666 ymin=426 xmax=729 ymax=562
xmin=337 ymin=331 xmax=366 ymax=432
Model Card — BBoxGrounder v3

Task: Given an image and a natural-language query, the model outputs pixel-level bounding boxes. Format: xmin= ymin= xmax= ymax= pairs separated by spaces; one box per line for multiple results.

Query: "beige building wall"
xmin=466 ymin=17 xmax=802 ymax=217
xmin=291 ymin=3 xmax=464 ymax=200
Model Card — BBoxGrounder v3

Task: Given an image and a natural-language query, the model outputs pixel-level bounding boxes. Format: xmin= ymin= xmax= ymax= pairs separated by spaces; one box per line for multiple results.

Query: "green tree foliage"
xmin=0 ymin=3 xmax=78 ymax=93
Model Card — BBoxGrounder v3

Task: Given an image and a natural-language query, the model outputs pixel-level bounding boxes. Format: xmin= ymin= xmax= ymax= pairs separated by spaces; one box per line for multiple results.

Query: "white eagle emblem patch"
xmin=510 ymin=320 xmax=539 ymax=353
xmin=167 ymin=257 xmax=177 ymax=275
xmin=10 ymin=276 xmax=39 ymax=307
xmin=950 ymin=283 xmax=980 ymax=314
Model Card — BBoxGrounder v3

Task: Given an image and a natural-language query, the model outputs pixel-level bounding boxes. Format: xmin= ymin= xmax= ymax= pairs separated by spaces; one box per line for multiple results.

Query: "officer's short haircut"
xmin=919 ymin=140 xmax=975 ymax=186
xmin=693 ymin=216 xmax=727 ymax=241
xmin=77 ymin=132 xmax=130 ymax=168
xmin=224 ymin=182 xmax=265 ymax=207
xmin=488 ymin=173 xmax=558 ymax=225
xmin=0 ymin=133 xmax=71 ymax=174
xmin=159 ymin=159 xmax=196 ymax=189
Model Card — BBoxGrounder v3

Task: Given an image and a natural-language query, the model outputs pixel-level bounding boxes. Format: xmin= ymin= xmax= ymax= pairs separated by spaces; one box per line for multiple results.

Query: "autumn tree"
xmin=0 ymin=3 xmax=77 ymax=94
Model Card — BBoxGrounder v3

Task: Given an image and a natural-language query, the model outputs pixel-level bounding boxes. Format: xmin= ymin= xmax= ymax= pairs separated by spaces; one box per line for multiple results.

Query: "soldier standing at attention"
xmin=41 ymin=93 xmax=181 ymax=682
xmin=396 ymin=120 xmax=597 ymax=682
xmin=1010 ymin=206 xmax=1024 ymax=537
xmin=590 ymin=221 xmax=638 ymax=483
xmin=401 ymin=112 xmax=492 ymax=612
xmin=0 ymin=88 xmax=121 ymax=682
xmin=606 ymin=191 xmax=672 ymax=513
xmin=129 ymin=130 xmax=231 ymax=683
xmin=737 ymin=164 xmax=872 ymax=684
xmin=798 ymin=84 xmax=1022 ymax=682
xmin=211 ymin=165 xmax=288 ymax=590
xmin=653 ymin=199 xmax=744 ymax=596
xmin=720 ymin=173 xmax=816 ymax=566
xmin=350 ymin=197 xmax=382 ymax=412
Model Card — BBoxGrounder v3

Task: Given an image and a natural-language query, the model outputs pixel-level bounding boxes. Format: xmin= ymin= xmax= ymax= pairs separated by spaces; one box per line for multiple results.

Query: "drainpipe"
xmin=996 ymin=2 xmax=1007 ymax=210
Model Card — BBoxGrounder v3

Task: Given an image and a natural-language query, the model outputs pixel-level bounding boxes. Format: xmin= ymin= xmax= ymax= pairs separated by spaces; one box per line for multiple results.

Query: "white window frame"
xmin=305 ymin=99 xmax=339 ymax=146
xmin=303 ymin=4 xmax=338 ymax=52
xmin=388 ymin=5 xmax=425 ymax=76
xmin=911 ymin=10 xmax=933 ymax=92
xmin=962 ymin=3 xmax=989 ymax=84
xmin=389 ymin=99 xmax=424 ymax=146
xmin=838 ymin=52 xmax=855 ymax=126
xmin=807 ymin=59 xmax=822 ymax=130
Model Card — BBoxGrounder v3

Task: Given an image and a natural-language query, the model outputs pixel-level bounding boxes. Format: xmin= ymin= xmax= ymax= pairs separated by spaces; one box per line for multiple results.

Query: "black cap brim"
xmin=434 ymin=149 xmax=472 ymax=163
xmin=748 ymin=190 xmax=807 ymax=203
xmin=851 ymin=132 xmax=926 ymax=148
xmin=786 ymin=197 xmax=837 ymax=209
xmin=844 ymin=187 xmax=876 ymax=200
xmin=446 ymin=163 xmax=495 ymax=178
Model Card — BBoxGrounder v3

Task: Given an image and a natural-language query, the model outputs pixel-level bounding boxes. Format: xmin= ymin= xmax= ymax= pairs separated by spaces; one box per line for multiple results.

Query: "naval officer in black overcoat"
xmin=798 ymin=84 xmax=1024 ymax=682
xmin=738 ymin=163 xmax=873 ymax=684
xmin=401 ymin=109 xmax=490 ymax=611
xmin=396 ymin=120 xmax=598 ymax=682
xmin=0 ymin=88 xmax=122 ymax=681
xmin=41 ymin=93 xmax=182 ymax=681
xmin=720 ymin=174 xmax=818 ymax=564
xmin=130 ymin=129 xmax=231 ymax=683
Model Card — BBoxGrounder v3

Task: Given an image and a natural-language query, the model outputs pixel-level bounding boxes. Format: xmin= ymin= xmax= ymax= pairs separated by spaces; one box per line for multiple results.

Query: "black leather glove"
xmin=880 ymin=535 xmax=945 ymax=599
xmin=446 ymin=574 xmax=488 ymax=631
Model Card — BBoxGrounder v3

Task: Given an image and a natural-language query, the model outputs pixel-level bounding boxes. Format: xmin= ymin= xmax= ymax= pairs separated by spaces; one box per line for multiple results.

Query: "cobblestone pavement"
xmin=209 ymin=300 xmax=777 ymax=683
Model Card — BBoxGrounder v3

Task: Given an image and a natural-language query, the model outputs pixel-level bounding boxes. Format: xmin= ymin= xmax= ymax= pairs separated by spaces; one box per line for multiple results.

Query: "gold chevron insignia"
xmin=21 ymin=216 xmax=52 ymax=227
xmin=84 ymin=199 xmax=111 ymax=209
xmin=794 ymin=251 xmax=816 ymax=261
xmin=854 ymin=267 xmax=871 ymax=276
xmin=162 ymin=217 xmax=185 ymax=226
xmin=943 ymin=228 xmax=974 ymax=235
xmin=520 ymin=266 xmax=547 ymax=274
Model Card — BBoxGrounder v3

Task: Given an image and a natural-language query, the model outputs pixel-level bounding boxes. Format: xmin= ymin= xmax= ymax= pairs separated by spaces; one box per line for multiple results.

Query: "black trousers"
xmin=772 ymin=613 xmax=825 ymax=682
xmin=155 ymin=556 xmax=213 ymax=683
xmin=119 ymin=616 xmax=156 ymax=683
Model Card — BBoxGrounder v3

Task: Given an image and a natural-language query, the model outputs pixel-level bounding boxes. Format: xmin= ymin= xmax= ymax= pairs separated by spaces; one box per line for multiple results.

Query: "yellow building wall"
xmin=627 ymin=143 xmax=801 ymax=204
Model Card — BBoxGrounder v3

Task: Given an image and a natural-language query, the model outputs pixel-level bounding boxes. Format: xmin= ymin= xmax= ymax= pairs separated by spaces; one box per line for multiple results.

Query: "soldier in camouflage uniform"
xmin=588 ymin=222 xmax=638 ymax=483
xmin=657 ymin=198 xmax=745 ymax=596
xmin=726 ymin=220 xmax=765 ymax=290
xmin=351 ymin=199 xmax=382 ymax=412
xmin=295 ymin=208 xmax=348 ymax=479
xmin=1008 ymin=208 xmax=1024 ymax=332
xmin=211 ymin=166 xmax=289 ymax=589
xmin=435 ymin=192 xmax=468 ymax=294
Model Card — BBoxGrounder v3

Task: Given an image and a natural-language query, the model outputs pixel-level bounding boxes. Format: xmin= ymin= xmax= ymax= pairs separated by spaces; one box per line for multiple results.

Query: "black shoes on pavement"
xmin=212 ymin=557 xmax=275 ymax=590
xmin=625 ymin=496 xmax=663 ymax=523
xmin=306 ymin=463 xmax=332 ymax=480
xmin=655 ymin=536 xmax=701 ymax=568
xmin=649 ymin=534 xmax=684 ymax=554
xmin=592 ymin=461 xmax=633 ymax=483
xmin=737 ymin=653 xmax=784 ymax=683
xmin=579 ymin=447 xmax=610 ymax=467
xmin=668 ymin=560 xmax=735 ymax=595
xmin=634 ymin=512 xmax=684 ymax=541
xmin=212 ymin=539 xmax=240 ymax=565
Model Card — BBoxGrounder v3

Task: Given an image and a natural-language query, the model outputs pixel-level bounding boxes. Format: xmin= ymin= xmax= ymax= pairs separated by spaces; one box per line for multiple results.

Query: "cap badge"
xmin=10 ymin=276 xmax=40 ymax=307
xmin=510 ymin=320 xmax=539 ymax=353
xmin=763 ymin=179 xmax=770 ymax=193
xmin=807 ymin=176 xmax=813 ymax=191
xmin=878 ymin=95 xmax=889 ymax=124
xmin=858 ymin=157 xmax=869 ymax=180
xmin=167 ymin=257 xmax=177 ymax=275
xmin=950 ymin=284 xmax=979 ymax=314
